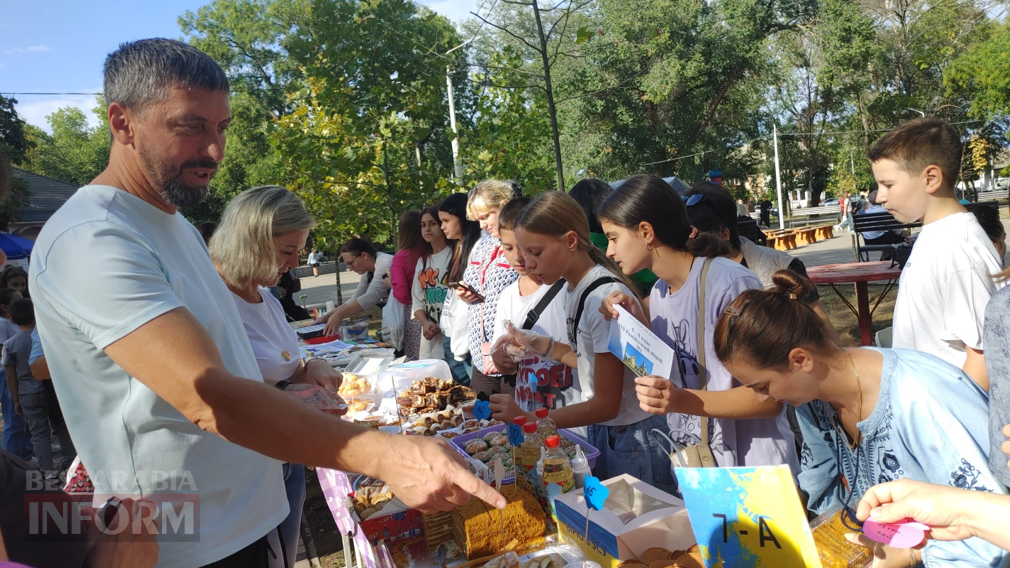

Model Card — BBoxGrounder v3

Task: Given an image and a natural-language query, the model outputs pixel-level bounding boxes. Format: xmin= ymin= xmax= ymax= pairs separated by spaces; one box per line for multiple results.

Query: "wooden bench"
xmin=765 ymin=229 xmax=798 ymax=251
xmin=851 ymin=211 xmax=919 ymax=261
xmin=815 ymin=225 xmax=834 ymax=239
xmin=795 ymin=226 xmax=818 ymax=245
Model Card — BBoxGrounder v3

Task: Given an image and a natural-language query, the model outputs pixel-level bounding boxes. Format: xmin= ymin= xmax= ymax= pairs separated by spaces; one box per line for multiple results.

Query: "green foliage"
xmin=274 ymin=0 xmax=468 ymax=247
xmin=23 ymin=102 xmax=109 ymax=187
xmin=0 ymin=95 xmax=34 ymax=228
xmin=946 ymin=21 xmax=1010 ymax=119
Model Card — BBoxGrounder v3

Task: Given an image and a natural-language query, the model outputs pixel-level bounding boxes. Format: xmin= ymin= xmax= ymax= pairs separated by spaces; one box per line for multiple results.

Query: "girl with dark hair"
xmin=412 ymin=206 xmax=455 ymax=367
xmin=1 ymin=266 xmax=28 ymax=299
xmin=438 ymin=193 xmax=482 ymax=384
xmin=502 ymin=191 xmax=673 ymax=490
xmin=714 ymin=271 xmax=1006 ymax=568
xmin=683 ymin=182 xmax=838 ymax=340
xmin=390 ymin=211 xmax=428 ymax=360
xmin=569 ymin=177 xmax=659 ymax=297
xmin=318 ymin=237 xmax=393 ymax=337
xmin=597 ymin=174 xmax=797 ymax=474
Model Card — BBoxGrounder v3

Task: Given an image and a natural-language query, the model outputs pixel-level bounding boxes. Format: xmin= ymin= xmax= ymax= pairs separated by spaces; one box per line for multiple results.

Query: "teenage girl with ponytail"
xmin=504 ymin=190 xmax=674 ymax=491
xmin=714 ymin=270 xmax=1005 ymax=568
xmin=597 ymin=174 xmax=797 ymax=474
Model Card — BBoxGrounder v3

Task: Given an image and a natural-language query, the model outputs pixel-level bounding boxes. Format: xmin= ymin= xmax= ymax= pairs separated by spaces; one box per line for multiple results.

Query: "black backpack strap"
xmin=571 ymin=277 xmax=619 ymax=342
xmin=522 ymin=279 xmax=566 ymax=330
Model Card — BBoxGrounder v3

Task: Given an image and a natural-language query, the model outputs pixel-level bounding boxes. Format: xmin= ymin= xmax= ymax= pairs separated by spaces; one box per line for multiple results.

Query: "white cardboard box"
xmin=554 ymin=474 xmax=695 ymax=568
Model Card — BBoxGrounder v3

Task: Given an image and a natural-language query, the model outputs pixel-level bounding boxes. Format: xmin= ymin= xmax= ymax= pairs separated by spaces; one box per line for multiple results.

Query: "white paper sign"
xmin=606 ymin=305 xmax=677 ymax=380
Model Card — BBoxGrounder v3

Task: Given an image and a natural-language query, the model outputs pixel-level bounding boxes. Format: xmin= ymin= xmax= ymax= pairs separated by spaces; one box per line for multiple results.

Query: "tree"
xmin=179 ymin=0 xmax=311 ymax=222
xmin=276 ymin=0 xmax=469 ymax=246
xmin=469 ymin=0 xmax=593 ymax=192
xmin=946 ymin=20 xmax=1010 ymax=119
xmin=0 ymin=95 xmax=34 ymax=230
xmin=23 ymin=103 xmax=109 ymax=187
xmin=546 ymin=0 xmax=816 ymax=186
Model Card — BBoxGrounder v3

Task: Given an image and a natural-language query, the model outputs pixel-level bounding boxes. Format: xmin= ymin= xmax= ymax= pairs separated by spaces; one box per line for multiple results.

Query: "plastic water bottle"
xmin=570 ymin=444 xmax=591 ymax=488
xmin=535 ymin=407 xmax=558 ymax=439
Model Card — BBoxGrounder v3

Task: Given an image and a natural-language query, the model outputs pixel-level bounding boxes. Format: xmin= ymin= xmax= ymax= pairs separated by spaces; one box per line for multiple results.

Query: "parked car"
xmin=822 ymin=197 xmax=839 ymax=207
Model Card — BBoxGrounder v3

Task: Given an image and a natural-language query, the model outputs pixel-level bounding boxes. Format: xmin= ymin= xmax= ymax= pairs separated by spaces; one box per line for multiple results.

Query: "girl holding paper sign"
xmin=501 ymin=191 xmax=675 ymax=492
xmin=712 ymin=270 xmax=1007 ymax=568
xmin=596 ymin=174 xmax=798 ymax=475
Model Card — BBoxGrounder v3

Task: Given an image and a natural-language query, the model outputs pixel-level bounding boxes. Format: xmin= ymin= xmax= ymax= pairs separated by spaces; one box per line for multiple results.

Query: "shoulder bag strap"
xmin=697 ymin=257 xmax=714 ymax=450
xmin=572 ymin=277 xmax=619 ymax=342
xmin=522 ymin=279 xmax=567 ymax=330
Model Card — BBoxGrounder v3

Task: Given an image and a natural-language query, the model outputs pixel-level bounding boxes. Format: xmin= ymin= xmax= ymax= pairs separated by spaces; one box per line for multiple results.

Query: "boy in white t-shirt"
xmin=488 ymin=198 xmax=579 ymax=427
xmin=870 ymin=117 xmax=1003 ymax=389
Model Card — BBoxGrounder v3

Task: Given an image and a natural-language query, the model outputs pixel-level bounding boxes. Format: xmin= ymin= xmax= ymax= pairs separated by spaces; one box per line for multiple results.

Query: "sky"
xmin=0 ymin=0 xmax=480 ymax=132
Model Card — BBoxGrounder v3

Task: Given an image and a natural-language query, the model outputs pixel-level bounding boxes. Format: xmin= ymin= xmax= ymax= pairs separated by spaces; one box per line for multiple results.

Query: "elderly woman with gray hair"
xmin=209 ymin=185 xmax=343 ymax=568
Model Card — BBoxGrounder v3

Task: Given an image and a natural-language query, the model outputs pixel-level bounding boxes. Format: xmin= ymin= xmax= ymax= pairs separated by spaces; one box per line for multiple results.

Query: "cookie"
xmin=671 ymin=552 xmax=704 ymax=568
xmin=641 ymin=548 xmax=676 ymax=565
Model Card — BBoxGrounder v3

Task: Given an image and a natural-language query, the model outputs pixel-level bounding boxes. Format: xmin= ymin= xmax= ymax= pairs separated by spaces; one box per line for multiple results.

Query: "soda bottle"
xmin=535 ymin=407 xmax=558 ymax=439
xmin=541 ymin=435 xmax=575 ymax=494
xmin=517 ymin=422 xmax=542 ymax=492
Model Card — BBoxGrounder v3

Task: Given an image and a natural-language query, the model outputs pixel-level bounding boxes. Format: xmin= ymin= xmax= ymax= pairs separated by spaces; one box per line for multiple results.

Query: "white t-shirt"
xmin=892 ymin=212 xmax=1003 ymax=368
xmin=567 ymin=265 xmax=651 ymax=427
xmin=650 ymin=257 xmax=797 ymax=472
xmin=350 ymin=251 xmax=393 ymax=311
xmin=232 ymin=287 xmax=301 ymax=385
xmin=411 ymin=246 xmax=453 ymax=359
xmin=492 ymin=280 xmax=581 ymax=430
xmin=29 ymin=185 xmax=287 ymax=568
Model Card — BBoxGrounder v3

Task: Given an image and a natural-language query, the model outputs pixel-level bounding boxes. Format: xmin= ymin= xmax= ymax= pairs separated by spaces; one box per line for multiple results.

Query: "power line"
xmin=643 ymin=119 xmax=989 ymax=166
xmin=1 ymin=92 xmax=101 ymax=96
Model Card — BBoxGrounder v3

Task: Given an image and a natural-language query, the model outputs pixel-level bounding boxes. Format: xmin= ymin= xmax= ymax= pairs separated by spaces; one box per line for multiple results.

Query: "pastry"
xmin=671 ymin=552 xmax=704 ymax=568
xmin=451 ymin=485 xmax=545 ymax=559
xmin=641 ymin=547 xmax=676 ymax=564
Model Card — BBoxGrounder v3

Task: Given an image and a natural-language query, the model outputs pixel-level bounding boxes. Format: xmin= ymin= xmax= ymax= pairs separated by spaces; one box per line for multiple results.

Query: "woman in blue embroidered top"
xmin=457 ymin=180 xmax=520 ymax=396
xmin=713 ymin=270 xmax=1008 ymax=568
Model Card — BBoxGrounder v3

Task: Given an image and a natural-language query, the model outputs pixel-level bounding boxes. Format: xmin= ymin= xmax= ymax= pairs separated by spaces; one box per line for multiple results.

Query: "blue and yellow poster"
xmin=675 ymin=466 xmax=821 ymax=568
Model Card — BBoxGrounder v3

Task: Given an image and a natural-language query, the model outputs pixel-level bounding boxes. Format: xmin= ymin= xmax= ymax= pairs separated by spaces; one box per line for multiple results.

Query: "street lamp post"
xmin=444 ymin=39 xmax=474 ymax=185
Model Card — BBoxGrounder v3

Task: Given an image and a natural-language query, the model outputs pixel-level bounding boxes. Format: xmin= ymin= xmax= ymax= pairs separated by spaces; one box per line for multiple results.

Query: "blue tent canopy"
xmin=0 ymin=233 xmax=34 ymax=260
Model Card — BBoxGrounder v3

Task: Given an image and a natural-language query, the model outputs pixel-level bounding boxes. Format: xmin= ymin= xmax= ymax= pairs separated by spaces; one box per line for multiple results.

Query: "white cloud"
xmin=15 ymin=94 xmax=103 ymax=134
xmin=0 ymin=45 xmax=56 ymax=56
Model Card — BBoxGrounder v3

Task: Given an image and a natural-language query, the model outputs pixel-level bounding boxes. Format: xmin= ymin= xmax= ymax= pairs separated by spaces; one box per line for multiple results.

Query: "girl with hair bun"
xmin=598 ymin=174 xmax=797 ymax=474
xmin=504 ymin=190 xmax=674 ymax=491
xmin=714 ymin=270 xmax=1006 ymax=568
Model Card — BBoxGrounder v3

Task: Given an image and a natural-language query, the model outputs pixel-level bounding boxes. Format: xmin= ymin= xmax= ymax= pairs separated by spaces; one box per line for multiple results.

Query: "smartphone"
xmin=448 ymin=281 xmax=485 ymax=301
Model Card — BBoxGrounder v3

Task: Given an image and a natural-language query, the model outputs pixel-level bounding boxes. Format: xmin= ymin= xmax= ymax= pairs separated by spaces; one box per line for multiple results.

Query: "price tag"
xmin=507 ymin=423 xmax=525 ymax=446
xmin=863 ymin=518 xmax=929 ymax=548
xmin=473 ymin=400 xmax=491 ymax=421
xmin=583 ymin=476 xmax=608 ymax=511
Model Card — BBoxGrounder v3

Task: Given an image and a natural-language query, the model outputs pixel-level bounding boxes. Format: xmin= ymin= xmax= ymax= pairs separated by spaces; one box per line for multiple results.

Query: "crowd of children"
xmin=310 ymin=116 xmax=1010 ymax=566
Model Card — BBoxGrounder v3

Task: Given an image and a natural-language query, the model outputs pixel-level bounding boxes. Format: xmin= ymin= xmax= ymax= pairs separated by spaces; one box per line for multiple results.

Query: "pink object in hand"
xmin=862 ymin=517 xmax=930 ymax=548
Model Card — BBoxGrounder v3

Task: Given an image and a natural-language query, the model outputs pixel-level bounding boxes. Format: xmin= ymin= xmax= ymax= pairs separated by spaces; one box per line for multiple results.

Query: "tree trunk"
xmin=531 ymin=0 xmax=565 ymax=192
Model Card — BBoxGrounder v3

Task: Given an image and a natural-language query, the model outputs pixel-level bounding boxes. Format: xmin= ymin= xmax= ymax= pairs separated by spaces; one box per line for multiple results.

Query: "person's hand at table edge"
xmin=376 ymin=434 xmax=506 ymax=513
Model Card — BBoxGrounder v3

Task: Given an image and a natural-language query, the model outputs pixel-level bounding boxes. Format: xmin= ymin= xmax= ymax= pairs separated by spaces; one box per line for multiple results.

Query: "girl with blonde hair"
xmin=458 ymin=180 xmax=520 ymax=395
